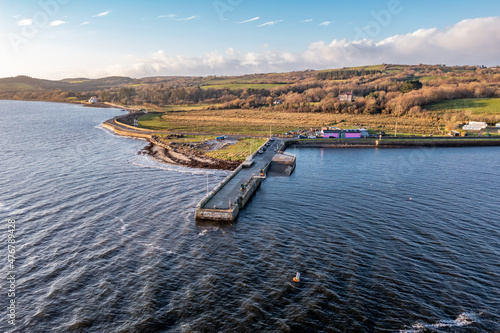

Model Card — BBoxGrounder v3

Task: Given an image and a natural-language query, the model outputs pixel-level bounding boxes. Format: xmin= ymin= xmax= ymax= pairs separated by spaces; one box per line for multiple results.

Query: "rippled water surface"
xmin=0 ymin=101 xmax=499 ymax=332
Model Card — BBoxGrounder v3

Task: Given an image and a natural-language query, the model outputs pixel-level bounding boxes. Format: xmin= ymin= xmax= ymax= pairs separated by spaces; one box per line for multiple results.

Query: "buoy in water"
xmin=293 ymin=272 xmax=300 ymax=282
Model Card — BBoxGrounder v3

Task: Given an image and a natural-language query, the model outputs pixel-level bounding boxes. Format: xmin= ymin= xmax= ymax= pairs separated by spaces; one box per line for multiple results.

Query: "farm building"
xmin=463 ymin=121 xmax=487 ymax=131
xmin=322 ymin=128 xmax=368 ymax=139
xmin=338 ymin=92 xmax=354 ymax=102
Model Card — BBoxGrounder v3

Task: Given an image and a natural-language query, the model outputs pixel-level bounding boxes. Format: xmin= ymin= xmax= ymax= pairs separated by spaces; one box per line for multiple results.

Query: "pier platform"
xmin=195 ymin=139 xmax=295 ymax=222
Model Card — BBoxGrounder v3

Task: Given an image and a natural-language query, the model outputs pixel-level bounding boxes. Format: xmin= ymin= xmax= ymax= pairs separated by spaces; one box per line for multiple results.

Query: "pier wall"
xmin=284 ymin=138 xmax=500 ymax=149
xmin=102 ymin=121 xmax=152 ymax=139
xmin=196 ymin=163 xmax=245 ymax=210
xmin=195 ymin=205 xmax=239 ymax=222
xmin=239 ymin=162 xmax=271 ymax=208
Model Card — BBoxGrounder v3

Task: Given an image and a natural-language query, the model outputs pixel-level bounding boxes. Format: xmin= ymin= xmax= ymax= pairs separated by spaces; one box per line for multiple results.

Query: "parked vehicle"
xmin=216 ymin=136 xmax=227 ymax=140
xmin=308 ymin=135 xmax=316 ymax=139
xmin=258 ymin=150 xmax=264 ymax=154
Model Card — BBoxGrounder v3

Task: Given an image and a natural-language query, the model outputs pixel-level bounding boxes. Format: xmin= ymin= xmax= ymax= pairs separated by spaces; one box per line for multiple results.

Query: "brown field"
xmin=139 ymin=109 xmax=444 ymax=135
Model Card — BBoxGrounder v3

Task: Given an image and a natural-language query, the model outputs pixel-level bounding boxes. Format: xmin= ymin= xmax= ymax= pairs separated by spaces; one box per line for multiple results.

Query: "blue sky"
xmin=1 ymin=0 xmax=500 ymax=79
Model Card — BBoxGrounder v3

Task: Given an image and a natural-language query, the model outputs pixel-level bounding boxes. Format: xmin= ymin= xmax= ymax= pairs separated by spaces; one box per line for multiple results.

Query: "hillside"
xmin=1 ymin=64 xmax=499 ymax=135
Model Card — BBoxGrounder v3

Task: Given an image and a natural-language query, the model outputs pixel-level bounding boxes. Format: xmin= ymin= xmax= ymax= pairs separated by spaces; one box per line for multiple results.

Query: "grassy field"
xmin=202 ymin=77 xmax=269 ymax=85
xmin=206 ymin=137 xmax=267 ymax=162
xmin=0 ymin=83 xmax=41 ymax=91
xmin=316 ymin=64 xmax=386 ymax=73
xmin=201 ymin=83 xmax=286 ymax=90
xmin=138 ymin=108 xmax=445 ymax=135
xmin=417 ymin=76 xmax=450 ymax=82
xmin=427 ymin=98 xmax=500 ymax=116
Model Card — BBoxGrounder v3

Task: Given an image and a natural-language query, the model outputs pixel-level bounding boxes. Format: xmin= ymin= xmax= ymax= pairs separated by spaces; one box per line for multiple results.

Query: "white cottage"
xmin=88 ymin=96 xmax=99 ymax=104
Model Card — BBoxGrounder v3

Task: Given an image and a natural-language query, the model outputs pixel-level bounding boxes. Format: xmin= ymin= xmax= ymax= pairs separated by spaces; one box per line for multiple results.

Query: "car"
xmin=298 ymin=135 xmax=307 ymax=139
xmin=270 ymin=138 xmax=275 ymax=141
xmin=308 ymin=135 xmax=316 ymax=139
xmin=216 ymin=135 xmax=228 ymax=140
xmin=258 ymin=150 xmax=264 ymax=154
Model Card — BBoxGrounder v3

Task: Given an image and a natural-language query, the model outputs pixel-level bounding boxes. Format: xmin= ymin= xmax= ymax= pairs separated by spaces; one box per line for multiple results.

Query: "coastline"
xmin=103 ymin=109 xmax=500 ymax=170
xmin=6 ymin=99 xmax=500 ymax=170
xmin=141 ymin=140 xmax=240 ymax=170
xmin=102 ymin=110 xmax=241 ymax=170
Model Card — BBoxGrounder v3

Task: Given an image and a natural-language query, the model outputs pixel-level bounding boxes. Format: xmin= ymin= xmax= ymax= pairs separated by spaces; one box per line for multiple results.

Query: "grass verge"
xmin=206 ymin=138 xmax=267 ymax=162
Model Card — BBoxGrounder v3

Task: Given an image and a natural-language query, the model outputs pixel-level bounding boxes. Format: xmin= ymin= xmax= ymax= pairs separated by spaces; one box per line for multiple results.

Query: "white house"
xmin=338 ymin=92 xmax=354 ymax=102
xmin=88 ymin=96 xmax=99 ymax=104
xmin=496 ymin=123 xmax=500 ymax=128
xmin=463 ymin=121 xmax=487 ymax=131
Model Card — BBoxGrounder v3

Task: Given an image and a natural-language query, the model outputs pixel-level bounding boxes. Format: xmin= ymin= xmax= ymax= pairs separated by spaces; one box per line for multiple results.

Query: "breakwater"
xmin=284 ymin=137 xmax=500 ymax=149
xmin=195 ymin=140 xmax=296 ymax=222
xmin=102 ymin=111 xmax=156 ymax=139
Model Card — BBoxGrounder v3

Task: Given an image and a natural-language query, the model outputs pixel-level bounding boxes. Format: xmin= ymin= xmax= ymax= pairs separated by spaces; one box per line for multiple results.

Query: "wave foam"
xmin=131 ymin=158 xmax=228 ymax=176
xmin=401 ymin=312 xmax=480 ymax=333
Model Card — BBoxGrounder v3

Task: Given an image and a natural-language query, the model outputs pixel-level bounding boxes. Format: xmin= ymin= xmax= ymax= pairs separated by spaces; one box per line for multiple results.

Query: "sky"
xmin=1 ymin=0 xmax=500 ymax=79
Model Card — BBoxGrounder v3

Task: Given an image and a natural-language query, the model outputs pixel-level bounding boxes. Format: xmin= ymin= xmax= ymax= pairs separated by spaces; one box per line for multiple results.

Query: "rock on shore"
xmin=141 ymin=142 xmax=240 ymax=170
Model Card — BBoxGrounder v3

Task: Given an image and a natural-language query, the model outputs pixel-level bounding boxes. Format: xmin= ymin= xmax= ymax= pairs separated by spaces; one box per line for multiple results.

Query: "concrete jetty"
xmin=195 ymin=139 xmax=295 ymax=222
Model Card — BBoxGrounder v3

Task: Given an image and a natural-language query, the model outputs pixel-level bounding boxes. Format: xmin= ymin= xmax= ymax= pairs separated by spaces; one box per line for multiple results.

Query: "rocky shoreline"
xmin=140 ymin=141 xmax=240 ymax=171
xmin=101 ymin=109 xmax=241 ymax=170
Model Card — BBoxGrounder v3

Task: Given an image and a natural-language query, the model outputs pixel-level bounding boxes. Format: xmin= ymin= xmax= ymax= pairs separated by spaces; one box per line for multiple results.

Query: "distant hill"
xmin=0 ymin=75 xmax=135 ymax=92
xmin=0 ymin=64 xmax=487 ymax=94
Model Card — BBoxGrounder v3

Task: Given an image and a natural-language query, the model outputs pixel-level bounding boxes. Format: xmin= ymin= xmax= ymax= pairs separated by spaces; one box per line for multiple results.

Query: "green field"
xmin=428 ymin=98 xmax=500 ymax=115
xmin=202 ymin=77 xmax=268 ymax=85
xmin=316 ymin=64 xmax=386 ymax=73
xmin=416 ymin=76 xmax=449 ymax=82
xmin=0 ymin=83 xmax=41 ymax=91
xmin=201 ymin=83 xmax=286 ymax=90
xmin=206 ymin=137 xmax=267 ymax=162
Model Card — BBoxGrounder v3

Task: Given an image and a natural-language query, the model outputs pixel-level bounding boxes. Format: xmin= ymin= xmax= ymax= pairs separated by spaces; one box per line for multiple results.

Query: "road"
xmin=203 ymin=139 xmax=282 ymax=210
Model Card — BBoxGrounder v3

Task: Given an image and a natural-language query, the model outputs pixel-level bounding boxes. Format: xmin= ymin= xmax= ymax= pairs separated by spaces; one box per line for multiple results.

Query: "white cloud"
xmin=81 ymin=21 xmax=90 ymax=25
xmin=238 ymin=17 xmax=260 ymax=24
xmin=257 ymin=20 xmax=282 ymax=27
xmin=157 ymin=14 xmax=177 ymax=19
xmin=90 ymin=17 xmax=500 ymax=78
xmin=173 ymin=15 xmax=199 ymax=21
xmin=49 ymin=20 xmax=67 ymax=27
xmin=93 ymin=10 xmax=111 ymax=18
xmin=303 ymin=19 xmax=313 ymax=23
xmin=17 ymin=19 xmax=33 ymax=26
xmin=320 ymin=21 xmax=331 ymax=26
